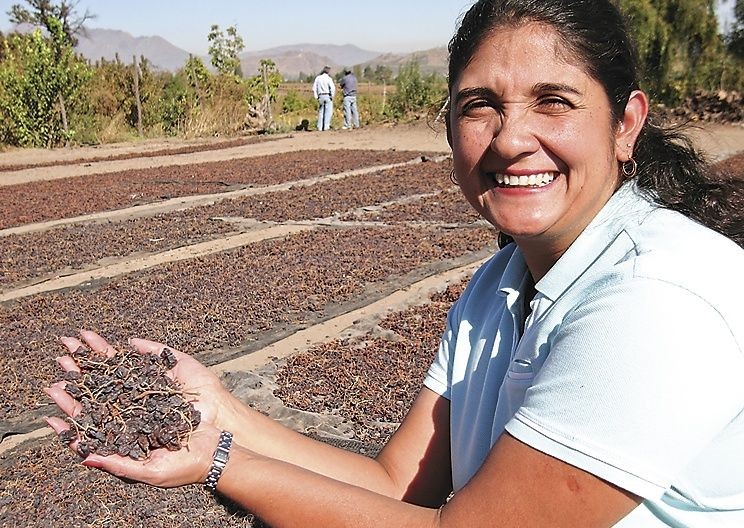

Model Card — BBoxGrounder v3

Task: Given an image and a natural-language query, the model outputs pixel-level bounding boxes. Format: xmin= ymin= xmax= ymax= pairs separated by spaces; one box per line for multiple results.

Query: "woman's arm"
xmin=47 ymin=331 xmax=452 ymax=503
xmin=208 ymin=432 xmax=639 ymax=528
xmin=47 ymin=331 xmax=640 ymax=527
xmin=221 ymin=384 xmax=452 ymax=504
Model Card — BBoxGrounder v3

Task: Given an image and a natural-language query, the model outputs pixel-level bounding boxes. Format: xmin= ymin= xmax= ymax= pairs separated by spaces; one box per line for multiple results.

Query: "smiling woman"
xmin=448 ymin=22 xmax=637 ymax=279
xmin=45 ymin=1 xmax=744 ymax=527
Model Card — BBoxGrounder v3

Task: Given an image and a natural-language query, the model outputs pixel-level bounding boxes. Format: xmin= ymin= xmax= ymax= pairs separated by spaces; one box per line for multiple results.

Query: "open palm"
xmin=44 ymin=330 xmax=230 ymax=487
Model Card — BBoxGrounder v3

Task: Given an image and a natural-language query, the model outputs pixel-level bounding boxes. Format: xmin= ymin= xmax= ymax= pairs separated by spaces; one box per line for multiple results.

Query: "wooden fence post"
xmin=58 ymin=93 xmax=70 ymax=147
xmin=262 ymin=62 xmax=273 ymax=125
xmin=133 ymin=55 xmax=144 ymax=136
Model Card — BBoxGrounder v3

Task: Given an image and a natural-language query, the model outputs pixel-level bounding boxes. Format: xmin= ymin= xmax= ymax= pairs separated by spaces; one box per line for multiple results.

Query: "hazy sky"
xmin=0 ymin=1 xmax=736 ymax=55
xmin=0 ymin=1 xmax=476 ymax=54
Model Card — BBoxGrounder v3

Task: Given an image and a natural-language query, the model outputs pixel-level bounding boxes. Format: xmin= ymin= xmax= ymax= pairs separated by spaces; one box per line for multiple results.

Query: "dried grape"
xmin=57 ymin=345 xmax=201 ymax=460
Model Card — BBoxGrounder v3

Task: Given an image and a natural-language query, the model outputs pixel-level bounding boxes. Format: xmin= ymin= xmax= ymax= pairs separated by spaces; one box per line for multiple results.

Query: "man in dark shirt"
xmin=339 ymin=69 xmax=360 ymax=129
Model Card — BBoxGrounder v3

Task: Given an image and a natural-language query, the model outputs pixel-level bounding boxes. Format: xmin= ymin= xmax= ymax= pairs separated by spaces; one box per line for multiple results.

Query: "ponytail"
xmin=634 ymin=116 xmax=744 ymax=248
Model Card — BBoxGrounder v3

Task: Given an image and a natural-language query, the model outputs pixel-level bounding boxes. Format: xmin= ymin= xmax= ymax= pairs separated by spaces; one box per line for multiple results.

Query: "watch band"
xmin=204 ymin=430 xmax=233 ymax=492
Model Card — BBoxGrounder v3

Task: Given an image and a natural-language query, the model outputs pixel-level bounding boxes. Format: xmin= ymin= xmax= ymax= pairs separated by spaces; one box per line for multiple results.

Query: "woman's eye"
xmin=538 ymin=97 xmax=573 ymax=111
xmin=461 ymin=100 xmax=496 ymax=115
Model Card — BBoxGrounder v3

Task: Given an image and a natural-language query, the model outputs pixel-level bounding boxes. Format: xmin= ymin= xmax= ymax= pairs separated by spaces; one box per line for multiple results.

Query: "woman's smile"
xmin=490 ymin=171 xmax=559 ymax=189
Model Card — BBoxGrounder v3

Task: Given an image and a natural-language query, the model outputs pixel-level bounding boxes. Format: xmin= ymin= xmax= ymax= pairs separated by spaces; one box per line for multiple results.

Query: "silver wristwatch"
xmin=204 ymin=430 xmax=233 ymax=492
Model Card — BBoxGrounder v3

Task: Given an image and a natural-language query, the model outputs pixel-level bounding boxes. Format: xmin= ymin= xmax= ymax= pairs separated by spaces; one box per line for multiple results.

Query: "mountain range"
xmin=73 ymin=28 xmax=448 ymax=79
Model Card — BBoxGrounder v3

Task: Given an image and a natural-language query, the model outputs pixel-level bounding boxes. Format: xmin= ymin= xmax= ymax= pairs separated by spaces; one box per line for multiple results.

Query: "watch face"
xmin=214 ymin=449 xmax=229 ymax=464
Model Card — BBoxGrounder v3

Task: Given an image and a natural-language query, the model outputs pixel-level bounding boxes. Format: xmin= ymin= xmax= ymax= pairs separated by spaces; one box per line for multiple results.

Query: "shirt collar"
xmin=496 ymin=245 xmax=530 ymax=301
xmin=535 ymin=182 xmax=656 ymax=301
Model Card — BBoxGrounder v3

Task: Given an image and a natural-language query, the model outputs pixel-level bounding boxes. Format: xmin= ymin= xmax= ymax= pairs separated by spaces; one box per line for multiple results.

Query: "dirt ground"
xmin=0 ymin=122 xmax=451 ymax=185
xmin=1 ymin=119 xmax=741 ymax=186
xmin=0 ymin=122 xmax=480 ymax=527
xmin=0 ymin=120 xmax=741 ymax=527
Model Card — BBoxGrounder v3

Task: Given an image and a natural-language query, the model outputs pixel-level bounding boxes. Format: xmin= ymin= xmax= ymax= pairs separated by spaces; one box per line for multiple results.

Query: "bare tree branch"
xmin=7 ymin=0 xmax=96 ymax=45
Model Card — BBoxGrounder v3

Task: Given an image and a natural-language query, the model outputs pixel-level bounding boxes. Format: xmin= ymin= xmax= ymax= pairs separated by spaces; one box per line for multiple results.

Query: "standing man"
xmin=339 ymin=68 xmax=360 ymax=130
xmin=312 ymin=66 xmax=335 ymax=131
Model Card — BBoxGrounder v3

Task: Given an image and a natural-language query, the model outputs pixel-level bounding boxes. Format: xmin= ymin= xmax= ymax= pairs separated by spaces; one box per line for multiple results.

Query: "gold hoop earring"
xmin=622 ymin=158 xmax=637 ymax=179
xmin=450 ymin=169 xmax=459 ymax=185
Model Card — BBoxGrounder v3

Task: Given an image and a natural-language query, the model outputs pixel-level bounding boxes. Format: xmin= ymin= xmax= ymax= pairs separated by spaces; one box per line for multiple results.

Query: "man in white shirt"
xmin=312 ymin=66 xmax=335 ymax=131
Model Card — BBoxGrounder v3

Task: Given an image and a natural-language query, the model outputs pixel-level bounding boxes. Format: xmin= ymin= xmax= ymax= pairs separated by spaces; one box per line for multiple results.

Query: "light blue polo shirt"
xmin=424 ymin=182 xmax=744 ymax=526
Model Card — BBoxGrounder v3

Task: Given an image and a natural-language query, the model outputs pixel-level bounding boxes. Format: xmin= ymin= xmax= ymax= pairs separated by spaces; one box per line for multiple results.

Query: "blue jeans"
xmin=317 ymin=95 xmax=333 ymax=131
xmin=343 ymin=96 xmax=360 ymax=128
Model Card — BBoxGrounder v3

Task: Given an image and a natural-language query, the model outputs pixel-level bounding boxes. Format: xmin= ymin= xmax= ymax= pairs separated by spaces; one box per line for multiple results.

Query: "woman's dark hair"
xmin=448 ymin=0 xmax=743 ymax=248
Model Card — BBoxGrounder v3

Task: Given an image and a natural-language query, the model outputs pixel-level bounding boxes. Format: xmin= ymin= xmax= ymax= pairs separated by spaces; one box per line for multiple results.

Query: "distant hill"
xmin=244 ymin=43 xmax=380 ymax=68
xmin=357 ymin=47 xmax=448 ymax=77
xmin=9 ymin=25 xmax=448 ymax=78
xmin=75 ymin=28 xmax=193 ymax=71
xmin=243 ymin=44 xmax=448 ymax=80
xmin=240 ymin=43 xmax=381 ymax=80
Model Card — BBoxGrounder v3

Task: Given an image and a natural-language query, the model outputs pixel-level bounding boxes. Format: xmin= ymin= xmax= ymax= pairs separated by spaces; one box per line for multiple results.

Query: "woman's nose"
xmin=489 ymin=112 xmax=539 ymax=159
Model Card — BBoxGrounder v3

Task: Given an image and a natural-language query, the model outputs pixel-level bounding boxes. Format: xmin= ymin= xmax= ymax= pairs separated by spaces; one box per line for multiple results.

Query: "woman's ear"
xmin=615 ymin=90 xmax=648 ymax=162
xmin=445 ymin=103 xmax=453 ymax=148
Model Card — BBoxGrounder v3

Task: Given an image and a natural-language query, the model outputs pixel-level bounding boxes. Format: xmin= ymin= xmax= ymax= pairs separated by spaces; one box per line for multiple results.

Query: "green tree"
xmin=620 ymin=0 xmax=730 ymax=102
xmin=207 ymin=24 xmax=245 ymax=77
xmin=373 ymin=64 xmax=393 ymax=84
xmin=0 ymin=18 xmax=92 ymax=146
xmin=183 ymin=55 xmax=210 ymax=98
xmin=727 ymin=0 xmax=744 ymax=57
xmin=243 ymin=59 xmax=281 ymax=106
xmin=387 ymin=60 xmax=446 ymax=119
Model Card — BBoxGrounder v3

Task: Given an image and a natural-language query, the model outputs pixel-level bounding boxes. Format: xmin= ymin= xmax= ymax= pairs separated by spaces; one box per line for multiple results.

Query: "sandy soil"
xmin=0 ymin=122 xmax=451 ymax=185
xmin=1 ymin=120 xmax=741 ymax=187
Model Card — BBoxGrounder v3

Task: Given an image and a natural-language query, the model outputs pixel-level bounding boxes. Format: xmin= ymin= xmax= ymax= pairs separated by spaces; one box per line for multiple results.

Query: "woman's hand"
xmin=44 ymin=330 xmax=231 ymax=488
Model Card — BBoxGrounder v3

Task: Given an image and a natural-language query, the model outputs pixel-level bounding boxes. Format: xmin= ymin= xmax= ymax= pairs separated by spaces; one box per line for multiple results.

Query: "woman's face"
xmin=449 ymin=23 xmax=623 ymax=268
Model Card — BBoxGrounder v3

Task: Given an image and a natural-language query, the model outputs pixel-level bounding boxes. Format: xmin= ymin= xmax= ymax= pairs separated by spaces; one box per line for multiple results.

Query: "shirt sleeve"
xmin=505 ymin=277 xmax=744 ymax=500
xmin=424 ymin=299 xmax=460 ymax=400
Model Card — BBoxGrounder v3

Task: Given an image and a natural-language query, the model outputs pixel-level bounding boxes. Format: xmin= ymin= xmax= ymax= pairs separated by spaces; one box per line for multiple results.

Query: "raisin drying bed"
xmin=0 ymin=143 xmax=488 ymax=527
xmin=0 ymin=161 xmax=455 ymax=291
xmin=0 ymin=149 xmax=433 ymax=229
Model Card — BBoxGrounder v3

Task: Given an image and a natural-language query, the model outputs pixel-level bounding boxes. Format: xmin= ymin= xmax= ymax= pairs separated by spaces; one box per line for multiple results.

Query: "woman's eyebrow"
xmin=453 ymin=87 xmax=497 ymax=105
xmin=532 ymin=82 xmax=583 ymax=96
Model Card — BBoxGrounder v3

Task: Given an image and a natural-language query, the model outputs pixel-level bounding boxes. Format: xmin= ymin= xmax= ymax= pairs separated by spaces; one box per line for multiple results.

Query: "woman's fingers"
xmin=60 ymin=331 xmax=117 ymax=358
xmin=129 ymin=338 xmax=189 ymax=382
xmin=129 ymin=338 xmax=189 ymax=363
xmin=55 ymin=355 xmax=80 ymax=373
xmin=45 ymin=416 xmax=83 ymax=454
xmin=79 ymin=330 xmax=117 ymax=357
xmin=60 ymin=336 xmax=85 ymax=355
xmin=128 ymin=337 xmax=168 ymax=355
xmin=45 ymin=415 xmax=70 ymax=433
xmin=44 ymin=382 xmax=82 ymax=417
xmin=82 ymin=454 xmax=133 ymax=479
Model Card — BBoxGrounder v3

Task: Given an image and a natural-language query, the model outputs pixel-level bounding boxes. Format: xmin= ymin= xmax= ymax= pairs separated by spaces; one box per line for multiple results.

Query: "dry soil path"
xmin=0 ymin=122 xmax=452 ymax=186
xmin=0 ymin=121 xmax=742 ymax=188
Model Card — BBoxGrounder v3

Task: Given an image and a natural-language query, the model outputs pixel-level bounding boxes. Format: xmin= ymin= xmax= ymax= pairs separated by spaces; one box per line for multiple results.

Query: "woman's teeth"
xmin=493 ymin=172 xmax=556 ymax=187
